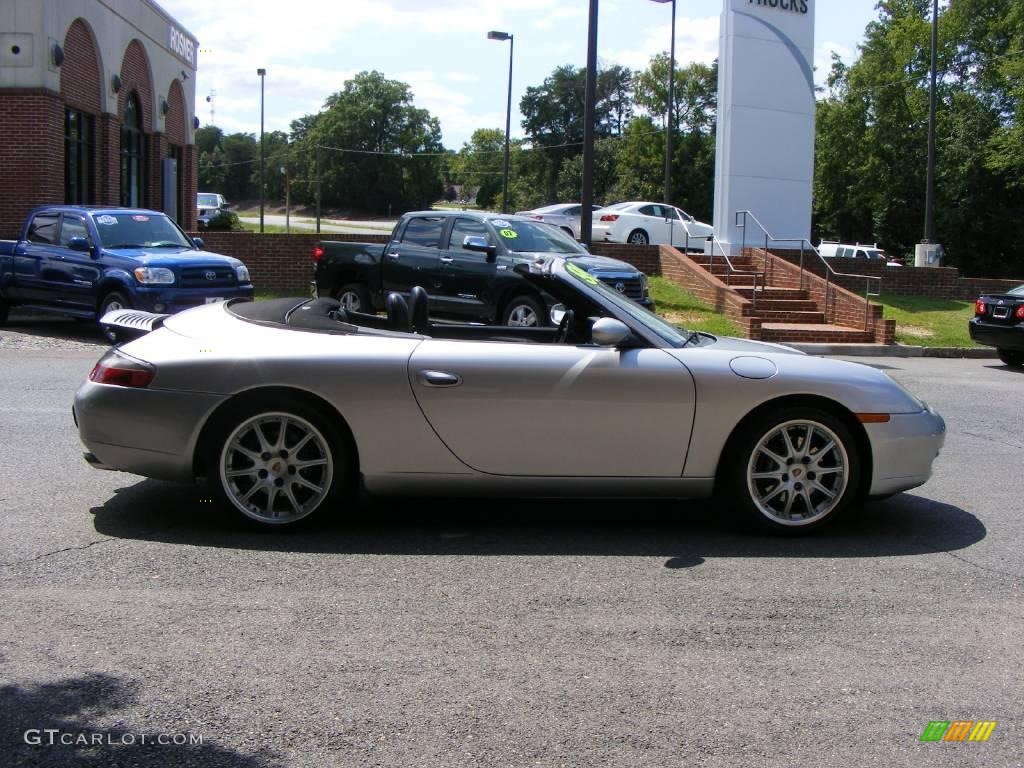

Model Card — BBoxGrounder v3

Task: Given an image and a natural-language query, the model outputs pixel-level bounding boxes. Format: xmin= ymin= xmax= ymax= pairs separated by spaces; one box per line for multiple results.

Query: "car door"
xmin=636 ymin=204 xmax=669 ymax=244
xmin=436 ymin=217 xmax=498 ymax=319
xmin=408 ymin=339 xmax=696 ymax=476
xmin=13 ymin=211 xmax=61 ymax=304
xmin=382 ymin=215 xmax=445 ymax=297
xmin=52 ymin=214 xmax=102 ymax=310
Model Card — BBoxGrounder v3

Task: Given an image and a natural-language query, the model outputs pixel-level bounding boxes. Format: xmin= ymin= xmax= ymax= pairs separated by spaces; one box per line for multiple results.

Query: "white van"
xmin=818 ymin=241 xmax=903 ymax=266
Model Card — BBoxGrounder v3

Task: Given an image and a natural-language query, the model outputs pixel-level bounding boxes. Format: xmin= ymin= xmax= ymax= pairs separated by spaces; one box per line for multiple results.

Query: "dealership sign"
xmin=168 ymin=25 xmax=196 ymax=69
xmin=748 ymin=0 xmax=809 ymax=13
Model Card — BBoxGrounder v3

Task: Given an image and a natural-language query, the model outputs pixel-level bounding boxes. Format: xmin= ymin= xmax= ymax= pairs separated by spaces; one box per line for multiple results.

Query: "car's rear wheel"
xmin=208 ymin=402 xmax=349 ymax=527
xmin=997 ymin=348 xmax=1024 ymax=367
xmin=98 ymin=291 xmax=131 ymax=343
xmin=627 ymin=229 xmax=649 ymax=245
xmin=502 ymin=294 xmax=546 ymax=327
xmin=335 ymin=283 xmax=371 ymax=313
xmin=726 ymin=407 xmax=861 ymax=534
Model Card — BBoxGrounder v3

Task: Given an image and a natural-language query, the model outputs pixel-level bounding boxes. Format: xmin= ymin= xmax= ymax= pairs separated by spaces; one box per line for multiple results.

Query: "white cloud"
xmin=606 ymin=15 xmax=719 ymax=71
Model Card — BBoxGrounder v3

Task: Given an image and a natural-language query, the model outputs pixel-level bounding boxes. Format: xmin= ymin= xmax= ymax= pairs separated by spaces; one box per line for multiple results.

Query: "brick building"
xmin=0 ymin=0 xmax=199 ymax=238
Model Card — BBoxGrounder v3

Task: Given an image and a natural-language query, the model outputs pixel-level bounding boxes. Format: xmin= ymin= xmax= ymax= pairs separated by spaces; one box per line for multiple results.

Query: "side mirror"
xmin=463 ymin=236 xmax=497 ymax=262
xmin=67 ymin=236 xmax=91 ymax=253
xmin=192 ymin=237 xmax=205 ymax=249
xmin=591 ymin=317 xmax=634 ymax=348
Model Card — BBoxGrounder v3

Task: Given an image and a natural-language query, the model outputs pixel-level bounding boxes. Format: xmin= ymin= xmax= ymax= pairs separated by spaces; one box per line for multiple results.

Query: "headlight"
xmin=134 ymin=267 xmax=175 ymax=285
xmin=235 ymin=265 xmax=250 ymax=283
xmin=639 ymin=272 xmax=649 ymax=296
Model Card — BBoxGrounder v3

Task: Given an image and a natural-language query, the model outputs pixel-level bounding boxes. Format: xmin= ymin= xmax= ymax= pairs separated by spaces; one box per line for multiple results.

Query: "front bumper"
xmin=74 ymin=379 xmax=227 ymax=482
xmin=865 ymin=406 xmax=946 ymax=497
xmin=969 ymin=318 xmax=1024 ymax=351
xmin=132 ymin=284 xmax=254 ymax=314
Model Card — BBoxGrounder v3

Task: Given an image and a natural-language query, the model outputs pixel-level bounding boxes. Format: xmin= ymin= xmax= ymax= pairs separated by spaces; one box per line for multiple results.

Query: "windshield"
xmin=561 ymin=261 xmax=693 ymax=348
xmin=489 ymin=218 xmax=587 ymax=254
xmin=92 ymin=212 xmax=194 ymax=249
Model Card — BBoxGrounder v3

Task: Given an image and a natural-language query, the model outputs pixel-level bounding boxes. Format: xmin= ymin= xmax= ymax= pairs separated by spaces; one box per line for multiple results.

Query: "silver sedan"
xmin=75 ymin=257 xmax=945 ymax=533
xmin=514 ymin=204 xmax=600 ymax=240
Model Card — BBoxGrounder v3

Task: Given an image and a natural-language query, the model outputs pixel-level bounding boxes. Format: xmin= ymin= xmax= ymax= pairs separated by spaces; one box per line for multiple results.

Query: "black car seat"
xmin=386 ymin=292 xmax=412 ymax=332
xmin=409 ymin=285 xmax=430 ymax=334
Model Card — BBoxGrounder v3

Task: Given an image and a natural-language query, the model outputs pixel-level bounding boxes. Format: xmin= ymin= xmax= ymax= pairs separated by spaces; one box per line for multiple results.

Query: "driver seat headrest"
xmin=409 ymin=285 xmax=430 ymax=334
xmin=385 ymin=292 xmax=411 ymax=332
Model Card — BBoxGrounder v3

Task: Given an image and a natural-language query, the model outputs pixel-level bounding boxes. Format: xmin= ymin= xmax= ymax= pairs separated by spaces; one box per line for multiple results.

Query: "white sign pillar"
xmin=713 ymin=0 xmax=816 ymax=255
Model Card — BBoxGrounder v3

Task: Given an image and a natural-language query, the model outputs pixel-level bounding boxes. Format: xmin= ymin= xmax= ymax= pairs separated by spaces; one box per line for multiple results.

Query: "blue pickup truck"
xmin=0 ymin=206 xmax=253 ymax=333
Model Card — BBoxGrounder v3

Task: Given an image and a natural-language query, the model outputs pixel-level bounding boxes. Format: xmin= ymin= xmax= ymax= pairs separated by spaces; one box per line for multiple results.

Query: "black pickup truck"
xmin=312 ymin=210 xmax=653 ymax=327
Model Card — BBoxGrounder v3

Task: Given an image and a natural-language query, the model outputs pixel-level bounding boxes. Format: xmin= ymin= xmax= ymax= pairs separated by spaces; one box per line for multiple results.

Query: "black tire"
xmin=723 ymin=406 xmax=862 ymax=534
xmin=98 ymin=291 xmax=131 ymax=343
xmin=205 ymin=396 xmax=351 ymax=528
xmin=501 ymin=294 xmax=546 ymax=327
xmin=627 ymin=229 xmax=649 ymax=245
xmin=0 ymin=297 xmax=9 ymax=325
xmin=334 ymin=283 xmax=372 ymax=313
xmin=996 ymin=348 xmax=1024 ymax=368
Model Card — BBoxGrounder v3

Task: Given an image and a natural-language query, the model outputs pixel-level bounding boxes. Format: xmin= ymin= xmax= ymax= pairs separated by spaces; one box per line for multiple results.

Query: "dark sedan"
xmin=969 ymin=284 xmax=1024 ymax=367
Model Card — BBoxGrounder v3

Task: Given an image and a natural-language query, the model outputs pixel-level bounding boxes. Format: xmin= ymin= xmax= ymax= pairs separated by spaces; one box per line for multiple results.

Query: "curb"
xmin=784 ymin=343 xmax=997 ymax=358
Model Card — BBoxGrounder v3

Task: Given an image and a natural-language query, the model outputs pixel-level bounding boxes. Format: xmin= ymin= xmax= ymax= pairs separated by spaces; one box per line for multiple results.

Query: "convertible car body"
xmin=74 ymin=257 xmax=945 ymax=533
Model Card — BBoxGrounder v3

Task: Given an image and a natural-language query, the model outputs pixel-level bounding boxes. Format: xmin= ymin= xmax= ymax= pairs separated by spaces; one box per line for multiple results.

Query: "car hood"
xmin=103 ymin=247 xmax=241 ymax=267
xmin=563 ymin=254 xmax=641 ymax=274
xmin=707 ymin=335 xmax=805 ymax=355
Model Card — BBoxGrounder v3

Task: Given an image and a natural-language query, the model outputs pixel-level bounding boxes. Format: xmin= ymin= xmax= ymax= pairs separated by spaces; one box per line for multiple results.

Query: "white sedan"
xmin=592 ymin=202 xmax=713 ymax=248
xmin=514 ymin=203 xmax=601 ymax=240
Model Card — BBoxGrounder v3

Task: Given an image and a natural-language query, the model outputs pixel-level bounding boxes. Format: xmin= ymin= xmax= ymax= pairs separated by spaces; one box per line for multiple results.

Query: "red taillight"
xmin=89 ymin=358 xmax=154 ymax=388
xmin=529 ymin=214 xmax=544 ymax=221
xmin=599 ymin=214 xmax=619 ymax=222
xmin=975 ymin=299 xmax=987 ymax=316
xmin=1016 ymin=305 xmax=1024 ymax=320
xmin=312 ymin=245 xmax=325 ymax=262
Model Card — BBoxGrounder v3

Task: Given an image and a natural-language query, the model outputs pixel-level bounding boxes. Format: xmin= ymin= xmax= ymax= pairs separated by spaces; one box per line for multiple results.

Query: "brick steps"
xmin=754 ymin=310 xmax=826 ymax=323
xmin=759 ymin=323 xmax=875 ymax=344
xmin=748 ymin=298 xmax=819 ymax=312
xmin=735 ymin=286 xmax=809 ymax=301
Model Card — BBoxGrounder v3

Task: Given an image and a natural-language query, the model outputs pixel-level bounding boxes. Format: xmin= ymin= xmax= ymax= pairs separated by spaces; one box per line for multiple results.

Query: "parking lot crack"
xmin=936 ymin=547 xmax=1022 ymax=583
xmin=0 ymin=536 xmax=118 ymax=569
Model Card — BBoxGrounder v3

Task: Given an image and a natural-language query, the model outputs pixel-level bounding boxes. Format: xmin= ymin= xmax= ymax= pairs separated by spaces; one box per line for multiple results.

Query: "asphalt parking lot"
xmin=0 ymin=317 xmax=1021 ymax=767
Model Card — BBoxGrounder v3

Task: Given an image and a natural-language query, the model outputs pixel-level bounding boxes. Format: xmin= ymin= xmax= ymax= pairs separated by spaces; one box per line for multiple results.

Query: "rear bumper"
xmin=865 ymin=406 xmax=946 ymax=496
xmin=132 ymin=284 xmax=254 ymax=314
xmin=75 ymin=379 xmax=226 ymax=482
xmin=969 ymin=318 xmax=1024 ymax=351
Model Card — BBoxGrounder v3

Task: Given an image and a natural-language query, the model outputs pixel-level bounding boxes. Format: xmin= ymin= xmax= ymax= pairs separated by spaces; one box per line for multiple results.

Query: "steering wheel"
xmin=555 ymin=309 xmax=575 ymax=344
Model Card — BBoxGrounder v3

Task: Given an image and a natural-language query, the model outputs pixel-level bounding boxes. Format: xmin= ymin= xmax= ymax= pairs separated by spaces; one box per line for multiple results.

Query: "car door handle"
xmin=418 ymin=370 xmax=462 ymax=387
xmin=387 ymin=251 xmax=400 ymax=260
xmin=439 ymin=256 xmax=454 ymax=264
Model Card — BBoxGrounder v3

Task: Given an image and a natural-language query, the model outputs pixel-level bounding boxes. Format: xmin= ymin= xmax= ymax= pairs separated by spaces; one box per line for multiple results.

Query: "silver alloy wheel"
xmin=104 ymin=297 xmax=125 ymax=312
xmin=507 ymin=304 xmax=539 ymax=326
xmin=746 ymin=419 xmax=849 ymax=526
xmin=628 ymin=230 xmax=649 ymax=245
xmin=219 ymin=411 xmax=334 ymax=524
xmin=338 ymin=291 xmax=362 ymax=312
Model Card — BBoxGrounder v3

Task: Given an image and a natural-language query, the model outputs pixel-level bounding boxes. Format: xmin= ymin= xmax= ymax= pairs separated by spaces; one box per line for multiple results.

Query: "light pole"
xmin=916 ymin=0 xmax=942 ymax=267
xmin=580 ymin=0 xmax=599 ymax=246
xmin=280 ymin=165 xmax=290 ymax=234
xmin=257 ymin=67 xmax=266 ymax=233
xmin=651 ymin=0 xmax=676 ymax=205
xmin=487 ymin=30 xmax=514 ymax=213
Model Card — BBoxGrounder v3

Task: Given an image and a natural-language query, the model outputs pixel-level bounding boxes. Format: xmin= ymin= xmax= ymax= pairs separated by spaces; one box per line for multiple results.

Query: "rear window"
xmin=197 ymin=194 xmax=220 ymax=208
xmin=401 ymin=217 xmax=445 ymax=247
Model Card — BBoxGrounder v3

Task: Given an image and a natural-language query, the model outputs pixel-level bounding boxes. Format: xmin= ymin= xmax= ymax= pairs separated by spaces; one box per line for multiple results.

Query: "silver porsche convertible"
xmin=74 ymin=256 xmax=945 ymax=533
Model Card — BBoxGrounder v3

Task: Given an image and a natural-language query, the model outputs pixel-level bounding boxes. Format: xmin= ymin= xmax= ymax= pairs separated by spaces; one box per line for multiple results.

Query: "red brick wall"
xmin=0 ymin=90 xmax=65 ymax=238
xmin=60 ymin=19 xmax=102 ymax=114
xmin=773 ymin=250 xmax=1022 ymax=300
xmin=118 ymin=40 xmax=154 ymax=208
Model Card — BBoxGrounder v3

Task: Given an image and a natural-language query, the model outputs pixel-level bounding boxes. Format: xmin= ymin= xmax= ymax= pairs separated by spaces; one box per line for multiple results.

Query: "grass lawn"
xmin=876 ymin=293 xmax=978 ymax=347
xmin=236 ymin=221 xmax=293 ymax=234
xmin=649 ymin=276 xmax=742 ymax=337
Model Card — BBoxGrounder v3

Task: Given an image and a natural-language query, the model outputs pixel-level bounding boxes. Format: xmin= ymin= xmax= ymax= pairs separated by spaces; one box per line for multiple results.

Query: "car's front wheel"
xmin=0 ymin=297 xmax=9 ymax=325
xmin=502 ymin=294 xmax=546 ymax=327
xmin=208 ymin=401 xmax=350 ymax=527
xmin=997 ymin=348 xmax=1024 ymax=367
xmin=98 ymin=291 xmax=131 ymax=343
xmin=335 ymin=283 xmax=371 ymax=313
xmin=725 ymin=407 xmax=861 ymax=534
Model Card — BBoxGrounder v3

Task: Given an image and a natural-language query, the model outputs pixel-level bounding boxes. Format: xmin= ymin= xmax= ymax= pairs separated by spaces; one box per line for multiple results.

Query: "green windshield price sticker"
xmin=566 ymin=262 xmax=599 ymax=285
xmin=499 ymin=228 xmax=518 ymax=239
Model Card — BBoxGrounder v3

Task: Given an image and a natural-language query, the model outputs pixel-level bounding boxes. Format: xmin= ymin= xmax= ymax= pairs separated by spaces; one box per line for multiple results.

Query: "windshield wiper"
xmin=149 ymin=242 xmax=187 ymax=247
xmin=105 ymin=243 xmax=144 ymax=249
xmin=681 ymin=330 xmax=703 ymax=348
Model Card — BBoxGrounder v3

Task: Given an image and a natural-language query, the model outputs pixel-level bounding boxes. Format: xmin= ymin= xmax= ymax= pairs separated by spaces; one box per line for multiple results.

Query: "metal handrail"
xmin=678 ymin=226 xmax=766 ymax=310
xmin=734 ymin=210 xmax=882 ymax=330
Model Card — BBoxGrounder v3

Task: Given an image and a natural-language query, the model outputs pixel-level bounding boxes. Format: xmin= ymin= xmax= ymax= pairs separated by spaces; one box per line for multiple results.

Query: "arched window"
xmin=120 ymin=93 xmax=145 ymax=206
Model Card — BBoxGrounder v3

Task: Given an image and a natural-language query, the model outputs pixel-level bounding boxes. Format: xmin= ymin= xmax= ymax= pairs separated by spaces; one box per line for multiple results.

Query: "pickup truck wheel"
xmin=335 ymin=283 xmax=371 ymax=313
xmin=0 ymin=298 xmax=8 ymax=325
xmin=98 ymin=291 xmax=131 ymax=343
xmin=627 ymin=229 xmax=650 ymax=245
xmin=502 ymin=294 xmax=546 ymax=327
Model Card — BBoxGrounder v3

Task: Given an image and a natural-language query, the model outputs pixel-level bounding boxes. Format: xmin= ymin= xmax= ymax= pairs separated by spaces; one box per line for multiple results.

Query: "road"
xmin=0 ymin=331 xmax=1020 ymax=767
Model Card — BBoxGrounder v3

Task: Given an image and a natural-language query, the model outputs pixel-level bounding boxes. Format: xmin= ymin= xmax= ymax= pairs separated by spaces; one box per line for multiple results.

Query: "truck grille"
xmin=180 ymin=266 xmax=236 ymax=287
xmin=596 ymin=276 xmax=644 ymax=300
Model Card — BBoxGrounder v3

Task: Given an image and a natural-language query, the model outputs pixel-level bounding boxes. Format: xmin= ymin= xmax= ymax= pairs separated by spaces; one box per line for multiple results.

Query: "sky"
xmin=167 ymin=0 xmax=884 ymax=148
